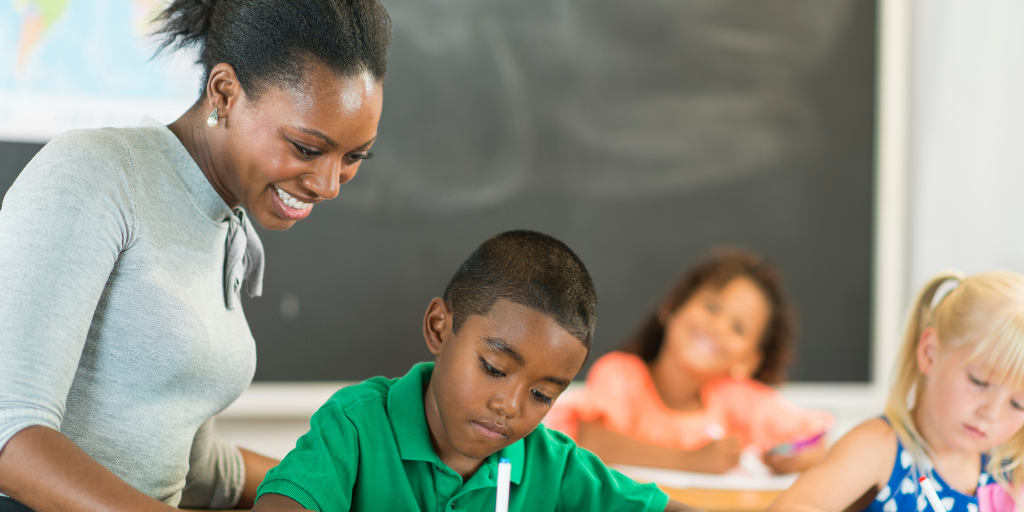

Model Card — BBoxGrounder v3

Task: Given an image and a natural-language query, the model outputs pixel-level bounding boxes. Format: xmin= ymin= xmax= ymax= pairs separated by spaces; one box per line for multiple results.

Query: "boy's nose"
xmin=490 ymin=392 xmax=522 ymax=419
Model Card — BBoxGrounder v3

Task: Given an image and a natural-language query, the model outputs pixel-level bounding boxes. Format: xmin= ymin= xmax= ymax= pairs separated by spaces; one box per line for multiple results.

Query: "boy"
xmin=252 ymin=230 xmax=699 ymax=511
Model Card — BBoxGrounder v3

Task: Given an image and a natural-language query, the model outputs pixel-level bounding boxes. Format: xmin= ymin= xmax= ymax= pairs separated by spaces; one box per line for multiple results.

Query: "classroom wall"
xmin=220 ymin=0 xmax=1024 ymax=456
xmin=908 ymin=0 xmax=1024 ymax=290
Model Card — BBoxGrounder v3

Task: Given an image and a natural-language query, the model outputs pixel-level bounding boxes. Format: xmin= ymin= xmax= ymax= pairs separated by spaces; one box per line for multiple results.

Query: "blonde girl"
xmin=770 ymin=270 xmax=1024 ymax=512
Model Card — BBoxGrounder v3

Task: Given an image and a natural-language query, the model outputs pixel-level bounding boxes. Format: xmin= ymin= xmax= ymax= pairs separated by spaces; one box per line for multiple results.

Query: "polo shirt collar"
xmin=495 ymin=436 xmax=525 ymax=485
xmin=387 ymin=362 xmax=439 ymax=464
xmin=387 ymin=361 xmax=525 ymax=485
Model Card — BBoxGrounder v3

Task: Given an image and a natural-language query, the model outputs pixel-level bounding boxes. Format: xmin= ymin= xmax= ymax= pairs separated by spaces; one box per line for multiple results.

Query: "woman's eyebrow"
xmin=292 ymin=126 xmax=338 ymax=148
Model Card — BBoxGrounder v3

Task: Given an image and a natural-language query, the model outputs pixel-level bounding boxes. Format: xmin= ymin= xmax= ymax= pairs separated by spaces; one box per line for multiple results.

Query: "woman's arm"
xmin=0 ymin=426 xmax=178 ymax=512
xmin=767 ymin=418 xmax=896 ymax=512
xmin=576 ymin=420 xmax=742 ymax=474
xmin=251 ymin=493 xmax=309 ymax=511
xmin=238 ymin=448 xmax=281 ymax=508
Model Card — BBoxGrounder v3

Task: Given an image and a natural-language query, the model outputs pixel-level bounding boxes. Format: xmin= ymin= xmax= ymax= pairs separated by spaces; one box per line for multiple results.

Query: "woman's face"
xmin=213 ymin=66 xmax=383 ymax=230
xmin=660 ymin=276 xmax=771 ymax=381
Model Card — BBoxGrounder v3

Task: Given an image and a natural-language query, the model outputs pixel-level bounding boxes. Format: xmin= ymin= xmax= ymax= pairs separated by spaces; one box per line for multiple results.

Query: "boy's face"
xmin=422 ymin=298 xmax=588 ymax=469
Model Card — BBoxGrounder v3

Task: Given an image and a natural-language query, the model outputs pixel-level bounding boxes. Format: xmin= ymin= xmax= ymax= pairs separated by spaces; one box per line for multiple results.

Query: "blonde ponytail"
xmin=884 ymin=270 xmax=963 ymax=471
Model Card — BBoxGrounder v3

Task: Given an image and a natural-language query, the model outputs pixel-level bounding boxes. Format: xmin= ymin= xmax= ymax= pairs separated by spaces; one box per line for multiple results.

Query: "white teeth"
xmin=274 ymin=186 xmax=311 ymax=210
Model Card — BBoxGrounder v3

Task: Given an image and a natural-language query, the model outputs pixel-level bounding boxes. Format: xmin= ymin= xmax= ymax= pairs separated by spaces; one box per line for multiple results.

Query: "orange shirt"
xmin=544 ymin=351 xmax=833 ymax=453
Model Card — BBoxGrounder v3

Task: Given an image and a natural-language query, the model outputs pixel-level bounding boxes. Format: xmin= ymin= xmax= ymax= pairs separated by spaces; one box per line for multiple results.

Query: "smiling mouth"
xmin=472 ymin=421 xmax=508 ymax=440
xmin=274 ymin=185 xmax=312 ymax=210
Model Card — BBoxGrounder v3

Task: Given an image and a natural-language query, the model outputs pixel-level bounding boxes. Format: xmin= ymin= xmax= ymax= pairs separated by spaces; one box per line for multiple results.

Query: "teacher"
xmin=0 ymin=0 xmax=391 ymax=510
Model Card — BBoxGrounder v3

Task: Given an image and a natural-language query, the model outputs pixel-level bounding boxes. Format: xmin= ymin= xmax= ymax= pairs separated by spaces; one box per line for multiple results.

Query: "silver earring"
xmin=207 ymin=107 xmax=219 ymax=128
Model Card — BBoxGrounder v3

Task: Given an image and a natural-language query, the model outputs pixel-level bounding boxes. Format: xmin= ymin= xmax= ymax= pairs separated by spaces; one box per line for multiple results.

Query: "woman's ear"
xmin=916 ymin=327 xmax=940 ymax=376
xmin=205 ymin=62 xmax=243 ymax=122
xmin=423 ymin=297 xmax=452 ymax=356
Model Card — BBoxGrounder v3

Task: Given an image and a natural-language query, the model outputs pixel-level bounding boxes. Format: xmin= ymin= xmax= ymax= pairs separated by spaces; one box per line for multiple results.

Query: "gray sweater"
xmin=0 ymin=119 xmax=260 ymax=507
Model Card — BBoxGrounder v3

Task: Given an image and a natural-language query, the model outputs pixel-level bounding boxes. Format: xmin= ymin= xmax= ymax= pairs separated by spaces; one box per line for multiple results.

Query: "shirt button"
xmin=435 ymin=466 xmax=443 ymax=472
xmin=451 ymin=501 xmax=458 ymax=509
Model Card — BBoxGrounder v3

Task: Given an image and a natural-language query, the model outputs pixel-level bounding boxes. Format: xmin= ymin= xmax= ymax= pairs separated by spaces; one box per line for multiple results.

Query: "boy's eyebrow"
xmin=482 ymin=337 xmax=571 ymax=389
xmin=483 ymin=337 xmax=526 ymax=366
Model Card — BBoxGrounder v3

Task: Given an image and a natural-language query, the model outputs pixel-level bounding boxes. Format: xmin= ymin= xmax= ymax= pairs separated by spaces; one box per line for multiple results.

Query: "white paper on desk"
xmin=612 ymin=452 xmax=799 ymax=491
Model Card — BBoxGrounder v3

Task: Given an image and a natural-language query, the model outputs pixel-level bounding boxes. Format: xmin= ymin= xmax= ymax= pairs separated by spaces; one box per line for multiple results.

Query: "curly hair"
xmin=620 ymin=248 xmax=796 ymax=385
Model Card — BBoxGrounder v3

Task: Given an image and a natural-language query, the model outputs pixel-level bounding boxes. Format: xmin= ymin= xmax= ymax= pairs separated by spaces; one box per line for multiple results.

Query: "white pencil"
xmin=918 ymin=476 xmax=947 ymax=512
xmin=496 ymin=457 xmax=511 ymax=512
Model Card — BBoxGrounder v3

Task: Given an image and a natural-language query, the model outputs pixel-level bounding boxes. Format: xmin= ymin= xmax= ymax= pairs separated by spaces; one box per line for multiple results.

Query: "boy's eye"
xmin=968 ymin=373 xmax=989 ymax=387
xmin=480 ymin=358 xmax=505 ymax=378
xmin=532 ymin=389 xmax=552 ymax=406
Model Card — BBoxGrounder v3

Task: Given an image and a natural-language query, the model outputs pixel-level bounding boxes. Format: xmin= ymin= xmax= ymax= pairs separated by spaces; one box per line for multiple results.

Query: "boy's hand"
xmin=688 ymin=437 xmax=742 ymax=474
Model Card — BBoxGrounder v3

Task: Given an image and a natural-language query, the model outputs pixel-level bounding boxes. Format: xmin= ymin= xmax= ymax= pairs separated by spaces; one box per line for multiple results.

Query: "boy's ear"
xmin=916 ymin=327 xmax=939 ymax=376
xmin=423 ymin=297 xmax=452 ymax=356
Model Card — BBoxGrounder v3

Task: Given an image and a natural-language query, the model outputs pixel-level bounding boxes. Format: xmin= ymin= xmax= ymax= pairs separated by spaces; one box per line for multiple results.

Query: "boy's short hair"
xmin=442 ymin=230 xmax=598 ymax=349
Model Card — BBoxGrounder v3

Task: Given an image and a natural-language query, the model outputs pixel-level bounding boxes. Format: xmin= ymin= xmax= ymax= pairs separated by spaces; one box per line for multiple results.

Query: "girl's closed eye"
xmin=1011 ymin=398 xmax=1024 ymax=411
xmin=968 ymin=372 xmax=989 ymax=387
xmin=480 ymin=357 xmax=505 ymax=378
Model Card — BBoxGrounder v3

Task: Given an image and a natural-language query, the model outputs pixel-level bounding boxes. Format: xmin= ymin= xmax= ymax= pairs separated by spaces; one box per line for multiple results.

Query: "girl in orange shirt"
xmin=545 ymin=249 xmax=833 ymax=474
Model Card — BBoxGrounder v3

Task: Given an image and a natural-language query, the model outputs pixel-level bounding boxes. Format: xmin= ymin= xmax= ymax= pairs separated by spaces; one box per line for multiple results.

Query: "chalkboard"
xmin=0 ymin=0 xmax=877 ymax=382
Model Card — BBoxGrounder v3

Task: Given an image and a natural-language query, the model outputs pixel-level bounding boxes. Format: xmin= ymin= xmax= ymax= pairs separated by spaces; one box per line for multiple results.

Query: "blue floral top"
xmin=864 ymin=434 xmax=992 ymax=512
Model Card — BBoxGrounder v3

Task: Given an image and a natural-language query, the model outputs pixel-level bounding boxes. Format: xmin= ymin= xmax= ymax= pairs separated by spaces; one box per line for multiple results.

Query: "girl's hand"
xmin=764 ymin=438 xmax=827 ymax=474
xmin=690 ymin=437 xmax=743 ymax=474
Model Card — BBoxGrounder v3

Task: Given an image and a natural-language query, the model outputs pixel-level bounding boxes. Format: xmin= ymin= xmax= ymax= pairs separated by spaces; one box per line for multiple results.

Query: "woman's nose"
xmin=304 ymin=159 xmax=360 ymax=200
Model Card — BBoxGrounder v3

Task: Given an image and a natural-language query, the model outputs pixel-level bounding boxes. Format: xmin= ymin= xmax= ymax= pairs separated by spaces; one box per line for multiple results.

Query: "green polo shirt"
xmin=257 ymin=361 xmax=670 ymax=512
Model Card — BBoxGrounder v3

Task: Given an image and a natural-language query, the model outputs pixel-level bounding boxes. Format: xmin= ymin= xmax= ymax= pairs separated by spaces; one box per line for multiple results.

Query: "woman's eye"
xmin=532 ymin=389 xmax=552 ymax=406
xmin=293 ymin=143 xmax=321 ymax=158
xmin=968 ymin=374 xmax=989 ymax=387
xmin=480 ymin=358 xmax=505 ymax=378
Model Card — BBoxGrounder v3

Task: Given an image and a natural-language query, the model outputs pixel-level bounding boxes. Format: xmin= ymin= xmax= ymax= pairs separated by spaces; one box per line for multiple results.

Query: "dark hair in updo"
xmin=620 ymin=248 xmax=796 ymax=386
xmin=443 ymin=230 xmax=598 ymax=350
xmin=152 ymin=0 xmax=392 ymax=100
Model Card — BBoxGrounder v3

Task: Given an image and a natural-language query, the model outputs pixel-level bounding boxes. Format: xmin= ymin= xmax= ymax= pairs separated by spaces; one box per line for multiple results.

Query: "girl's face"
xmin=916 ymin=331 xmax=1024 ymax=455
xmin=660 ymin=276 xmax=771 ymax=382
